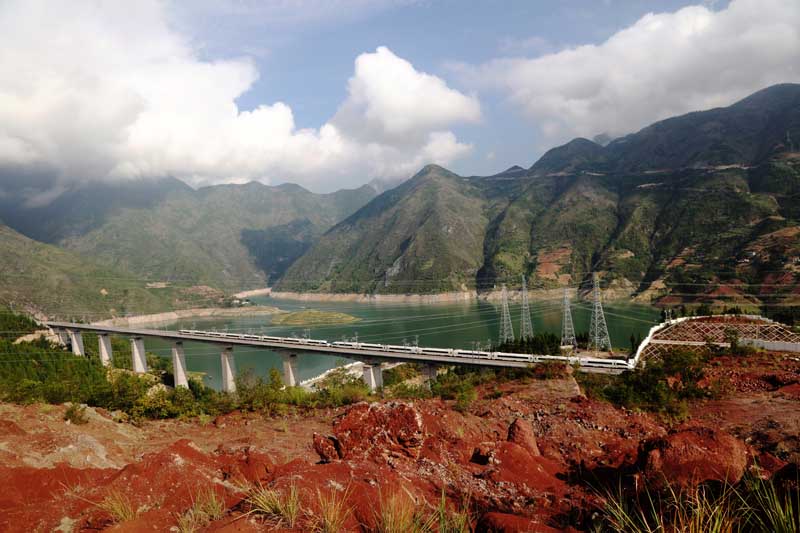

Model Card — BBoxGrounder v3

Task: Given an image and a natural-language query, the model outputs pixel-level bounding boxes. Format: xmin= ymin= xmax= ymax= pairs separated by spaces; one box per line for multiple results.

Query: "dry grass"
xmin=372 ymin=487 xmax=436 ymax=533
xmin=311 ymin=484 xmax=353 ymax=533
xmin=435 ymin=489 xmax=472 ymax=533
xmin=247 ymin=482 xmax=302 ymax=528
xmin=599 ymin=475 xmax=800 ymax=533
xmin=175 ymin=487 xmax=226 ymax=532
xmin=96 ymin=490 xmax=139 ymax=523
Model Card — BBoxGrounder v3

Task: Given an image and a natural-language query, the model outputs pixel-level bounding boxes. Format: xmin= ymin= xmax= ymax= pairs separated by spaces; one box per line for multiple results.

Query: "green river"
xmin=142 ymin=296 xmax=660 ymax=390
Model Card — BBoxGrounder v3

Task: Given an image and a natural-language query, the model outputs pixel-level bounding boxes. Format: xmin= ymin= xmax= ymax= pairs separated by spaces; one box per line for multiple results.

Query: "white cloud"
xmin=333 ymin=47 xmax=480 ymax=144
xmin=457 ymin=0 xmax=800 ymax=144
xmin=0 ymin=1 xmax=478 ymax=194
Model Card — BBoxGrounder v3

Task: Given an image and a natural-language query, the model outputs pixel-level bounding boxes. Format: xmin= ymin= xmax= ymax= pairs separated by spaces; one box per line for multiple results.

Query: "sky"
xmin=0 ymin=0 xmax=799 ymax=200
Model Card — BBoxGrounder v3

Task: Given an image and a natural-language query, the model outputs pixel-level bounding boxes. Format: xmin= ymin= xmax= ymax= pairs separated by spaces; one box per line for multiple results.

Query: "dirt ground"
xmin=0 ymin=351 xmax=798 ymax=532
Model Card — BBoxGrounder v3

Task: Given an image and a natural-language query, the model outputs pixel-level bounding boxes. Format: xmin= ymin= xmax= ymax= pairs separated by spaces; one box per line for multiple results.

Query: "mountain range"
xmin=278 ymin=84 xmax=800 ymax=304
xmin=2 ymin=83 xmax=799 ymax=315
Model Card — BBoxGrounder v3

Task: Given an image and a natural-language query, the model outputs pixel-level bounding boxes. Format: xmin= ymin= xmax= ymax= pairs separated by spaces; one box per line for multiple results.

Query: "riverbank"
xmin=91 ymin=305 xmax=282 ymax=327
xmin=250 ymin=286 xmax=640 ymax=304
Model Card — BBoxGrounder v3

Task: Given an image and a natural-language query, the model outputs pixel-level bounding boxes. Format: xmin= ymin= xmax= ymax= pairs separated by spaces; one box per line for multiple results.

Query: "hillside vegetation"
xmin=279 ymin=84 xmax=800 ymax=304
xmin=0 ymin=179 xmax=376 ymax=292
xmin=0 ymin=224 xmax=210 ymax=317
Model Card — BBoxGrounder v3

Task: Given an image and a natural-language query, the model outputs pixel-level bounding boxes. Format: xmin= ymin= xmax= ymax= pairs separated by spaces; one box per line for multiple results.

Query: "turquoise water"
xmin=139 ymin=297 xmax=660 ymax=389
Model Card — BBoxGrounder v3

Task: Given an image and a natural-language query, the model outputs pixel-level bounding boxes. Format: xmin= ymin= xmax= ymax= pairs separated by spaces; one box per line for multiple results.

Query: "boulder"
xmin=313 ymin=402 xmax=424 ymax=463
xmin=313 ymin=433 xmax=340 ymax=464
xmin=507 ymin=418 xmax=540 ymax=456
xmin=642 ymin=426 xmax=748 ymax=489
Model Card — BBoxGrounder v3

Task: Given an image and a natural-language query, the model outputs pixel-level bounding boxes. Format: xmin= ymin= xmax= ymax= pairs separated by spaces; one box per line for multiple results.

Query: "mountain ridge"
xmin=278 ymin=83 xmax=800 ymax=304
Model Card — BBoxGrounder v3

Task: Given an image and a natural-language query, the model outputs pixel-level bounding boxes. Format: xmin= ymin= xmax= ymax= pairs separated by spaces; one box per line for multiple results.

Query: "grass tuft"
xmin=96 ymin=490 xmax=139 ymax=523
xmin=312 ymin=484 xmax=353 ymax=533
xmin=747 ymin=475 xmax=799 ymax=533
xmin=175 ymin=487 xmax=226 ymax=532
xmin=435 ymin=489 xmax=472 ymax=533
xmin=247 ymin=482 xmax=302 ymax=528
xmin=598 ymin=474 xmax=800 ymax=533
xmin=372 ymin=487 xmax=436 ymax=533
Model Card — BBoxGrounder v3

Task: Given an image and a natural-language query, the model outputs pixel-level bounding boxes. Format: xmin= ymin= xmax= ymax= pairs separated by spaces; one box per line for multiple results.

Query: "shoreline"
xmin=241 ymin=287 xmax=641 ymax=304
xmin=91 ymin=305 xmax=282 ymax=327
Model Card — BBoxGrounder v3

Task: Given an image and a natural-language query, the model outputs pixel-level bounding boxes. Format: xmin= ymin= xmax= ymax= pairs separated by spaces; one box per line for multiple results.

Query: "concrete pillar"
xmin=56 ymin=329 xmax=70 ymax=347
xmin=172 ymin=342 xmax=188 ymax=388
xmin=68 ymin=330 xmax=85 ymax=356
xmin=422 ymin=364 xmax=439 ymax=389
xmin=98 ymin=333 xmax=112 ymax=367
xmin=361 ymin=363 xmax=383 ymax=391
xmin=281 ymin=353 xmax=299 ymax=387
xmin=131 ymin=337 xmax=148 ymax=373
xmin=220 ymin=347 xmax=236 ymax=393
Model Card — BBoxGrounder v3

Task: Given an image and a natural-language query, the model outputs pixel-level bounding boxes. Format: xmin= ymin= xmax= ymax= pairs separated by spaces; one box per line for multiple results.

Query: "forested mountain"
xmin=0 ymin=179 xmax=377 ymax=291
xmin=0 ymin=223 xmax=198 ymax=317
xmin=278 ymin=84 xmax=800 ymax=303
xmin=2 ymin=84 xmax=799 ymax=307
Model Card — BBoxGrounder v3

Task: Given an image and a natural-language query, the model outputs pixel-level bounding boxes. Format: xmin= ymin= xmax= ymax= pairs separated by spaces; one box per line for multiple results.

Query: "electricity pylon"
xmin=588 ymin=273 xmax=612 ymax=354
xmin=560 ymin=288 xmax=576 ymax=348
xmin=499 ymin=284 xmax=515 ymax=344
xmin=520 ymin=275 xmax=533 ymax=340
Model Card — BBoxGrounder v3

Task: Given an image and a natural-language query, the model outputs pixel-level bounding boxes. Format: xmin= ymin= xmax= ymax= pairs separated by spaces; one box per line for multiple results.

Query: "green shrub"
xmin=64 ymin=403 xmax=89 ymax=425
xmin=577 ymin=349 xmax=710 ymax=420
xmin=0 ymin=308 xmax=39 ymax=341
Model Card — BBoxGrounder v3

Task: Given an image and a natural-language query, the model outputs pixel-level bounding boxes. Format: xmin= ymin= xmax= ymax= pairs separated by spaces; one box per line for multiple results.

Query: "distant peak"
xmin=420 ymin=163 xmax=448 ymax=173
xmin=504 ymin=165 xmax=526 ymax=173
xmin=412 ymin=164 xmax=458 ymax=179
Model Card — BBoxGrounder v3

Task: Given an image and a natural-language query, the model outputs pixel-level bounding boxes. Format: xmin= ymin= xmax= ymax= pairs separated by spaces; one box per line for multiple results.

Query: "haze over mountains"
xmin=2 ymin=83 xmax=799 ymax=314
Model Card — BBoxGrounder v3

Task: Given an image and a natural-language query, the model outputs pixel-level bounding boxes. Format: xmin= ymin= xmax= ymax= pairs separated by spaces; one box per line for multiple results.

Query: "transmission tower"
xmin=588 ymin=273 xmax=612 ymax=354
xmin=499 ymin=284 xmax=515 ymax=344
xmin=520 ymin=275 xmax=533 ymax=340
xmin=560 ymin=288 xmax=576 ymax=348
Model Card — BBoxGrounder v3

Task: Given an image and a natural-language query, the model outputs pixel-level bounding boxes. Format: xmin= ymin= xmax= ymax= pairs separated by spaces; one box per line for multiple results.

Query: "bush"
xmin=577 ymin=349 xmax=711 ymax=420
xmin=0 ymin=308 xmax=39 ymax=341
xmin=64 ymin=403 xmax=89 ymax=425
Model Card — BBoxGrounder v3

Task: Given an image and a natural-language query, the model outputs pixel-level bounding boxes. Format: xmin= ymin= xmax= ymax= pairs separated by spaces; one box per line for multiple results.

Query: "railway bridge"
xmin=45 ymin=314 xmax=798 ymax=393
xmin=44 ymin=321 xmax=630 ymax=393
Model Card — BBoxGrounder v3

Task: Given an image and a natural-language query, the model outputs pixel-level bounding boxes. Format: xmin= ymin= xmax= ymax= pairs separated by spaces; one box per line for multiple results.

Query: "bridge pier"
xmin=422 ymin=363 xmax=439 ymax=388
xmin=98 ymin=333 xmax=112 ymax=367
xmin=172 ymin=342 xmax=188 ymax=388
xmin=131 ymin=337 xmax=148 ymax=373
xmin=361 ymin=363 xmax=383 ymax=391
xmin=220 ymin=347 xmax=236 ymax=393
xmin=55 ymin=329 xmax=70 ymax=347
xmin=281 ymin=353 xmax=299 ymax=387
xmin=68 ymin=330 xmax=85 ymax=356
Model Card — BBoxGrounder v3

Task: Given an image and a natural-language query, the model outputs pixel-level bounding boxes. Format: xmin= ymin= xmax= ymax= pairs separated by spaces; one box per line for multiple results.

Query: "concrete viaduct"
xmin=45 ymin=321 xmax=631 ymax=393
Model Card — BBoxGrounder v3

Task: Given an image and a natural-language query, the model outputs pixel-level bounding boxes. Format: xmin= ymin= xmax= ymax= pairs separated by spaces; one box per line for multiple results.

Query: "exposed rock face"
xmin=313 ymin=401 xmax=424 ymax=463
xmin=507 ymin=418 xmax=540 ymax=456
xmin=642 ymin=426 xmax=749 ymax=489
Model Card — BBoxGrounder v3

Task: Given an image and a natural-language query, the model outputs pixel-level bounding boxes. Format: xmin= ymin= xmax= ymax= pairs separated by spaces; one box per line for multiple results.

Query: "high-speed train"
xmin=176 ymin=329 xmax=629 ymax=369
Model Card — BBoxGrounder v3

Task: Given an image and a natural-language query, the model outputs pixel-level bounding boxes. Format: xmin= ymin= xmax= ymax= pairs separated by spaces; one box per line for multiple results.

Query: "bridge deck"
xmin=45 ymin=321 xmax=631 ymax=371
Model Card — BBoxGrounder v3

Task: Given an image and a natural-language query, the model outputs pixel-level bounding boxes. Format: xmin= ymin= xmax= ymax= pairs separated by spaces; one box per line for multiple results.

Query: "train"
xmin=176 ymin=329 xmax=630 ymax=369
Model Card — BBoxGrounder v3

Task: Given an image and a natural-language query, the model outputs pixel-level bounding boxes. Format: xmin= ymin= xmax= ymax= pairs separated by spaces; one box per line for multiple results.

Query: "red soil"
xmin=0 ymin=352 xmax=798 ymax=531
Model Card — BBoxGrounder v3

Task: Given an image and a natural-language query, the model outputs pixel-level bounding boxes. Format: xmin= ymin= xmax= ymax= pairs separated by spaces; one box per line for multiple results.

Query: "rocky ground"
xmin=1 ymin=352 xmax=799 ymax=532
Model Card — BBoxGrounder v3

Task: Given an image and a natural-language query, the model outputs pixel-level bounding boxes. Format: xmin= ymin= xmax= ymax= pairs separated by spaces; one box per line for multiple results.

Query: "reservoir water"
xmin=142 ymin=296 xmax=660 ymax=390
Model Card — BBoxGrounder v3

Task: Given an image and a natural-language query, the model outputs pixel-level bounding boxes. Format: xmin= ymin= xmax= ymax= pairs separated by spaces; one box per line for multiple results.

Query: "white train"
xmin=176 ymin=329 xmax=629 ymax=369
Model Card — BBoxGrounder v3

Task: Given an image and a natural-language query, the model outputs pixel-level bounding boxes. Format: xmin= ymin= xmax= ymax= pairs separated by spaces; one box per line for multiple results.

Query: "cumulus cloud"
xmin=0 ymin=0 xmax=478 ymax=196
xmin=456 ymin=0 xmax=800 ymax=144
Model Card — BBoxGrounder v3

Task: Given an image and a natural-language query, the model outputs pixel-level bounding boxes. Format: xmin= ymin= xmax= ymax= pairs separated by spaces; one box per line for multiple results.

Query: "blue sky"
xmin=1 ymin=0 xmax=797 ymax=196
xmin=172 ymin=0 xmax=718 ymax=176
